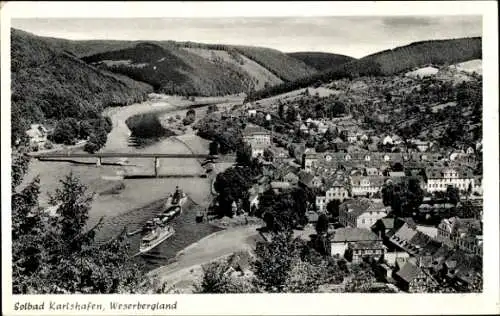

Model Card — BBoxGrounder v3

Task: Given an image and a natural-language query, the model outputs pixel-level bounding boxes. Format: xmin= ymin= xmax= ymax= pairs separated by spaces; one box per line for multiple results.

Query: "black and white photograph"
xmin=2 ymin=1 xmax=499 ymax=315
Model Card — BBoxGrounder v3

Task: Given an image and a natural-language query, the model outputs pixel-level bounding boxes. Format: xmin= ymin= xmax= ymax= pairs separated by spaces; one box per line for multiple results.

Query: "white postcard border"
xmin=1 ymin=1 xmax=499 ymax=315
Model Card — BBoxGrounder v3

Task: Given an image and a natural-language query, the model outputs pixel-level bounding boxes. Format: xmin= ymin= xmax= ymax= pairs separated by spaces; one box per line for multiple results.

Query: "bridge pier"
xmin=154 ymin=157 xmax=160 ymax=177
xmin=96 ymin=157 xmax=102 ymax=167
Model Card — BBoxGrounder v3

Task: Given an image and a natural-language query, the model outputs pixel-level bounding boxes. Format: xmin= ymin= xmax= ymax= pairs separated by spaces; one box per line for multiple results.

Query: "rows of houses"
xmin=302 ymin=149 xmax=480 ymax=198
xmin=326 ymin=207 xmax=483 ymax=292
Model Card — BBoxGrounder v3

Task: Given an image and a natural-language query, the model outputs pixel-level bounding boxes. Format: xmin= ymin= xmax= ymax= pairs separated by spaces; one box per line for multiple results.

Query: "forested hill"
xmin=81 ymin=42 xmax=258 ymax=96
xmin=11 ymin=28 xmax=153 ymax=146
xmin=360 ymin=37 xmax=482 ymax=75
xmin=246 ymin=37 xmax=482 ymax=101
xmin=287 ymin=52 xmax=356 ymax=71
xmin=81 ymin=42 xmax=317 ymax=96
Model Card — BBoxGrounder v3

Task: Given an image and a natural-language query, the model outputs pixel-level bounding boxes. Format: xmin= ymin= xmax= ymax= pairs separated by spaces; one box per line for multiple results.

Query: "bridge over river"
xmin=29 ymin=152 xmax=219 ymax=178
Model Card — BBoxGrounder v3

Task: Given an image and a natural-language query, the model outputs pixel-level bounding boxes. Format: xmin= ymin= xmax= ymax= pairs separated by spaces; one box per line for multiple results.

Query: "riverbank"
xmin=147 ymin=224 xmax=263 ymax=289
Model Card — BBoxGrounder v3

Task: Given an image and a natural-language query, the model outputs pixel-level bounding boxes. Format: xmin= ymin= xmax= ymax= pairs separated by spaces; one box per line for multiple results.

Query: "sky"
xmin=11 ymin=16 xmax=482 ymax=58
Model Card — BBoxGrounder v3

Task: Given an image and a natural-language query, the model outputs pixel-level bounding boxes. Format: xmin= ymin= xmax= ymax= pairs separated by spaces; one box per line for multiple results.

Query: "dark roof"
xmin=298 ymin=170 xmax=315 ymax=186
xmin=396 ymin=261 xmax=423 ymax=283
xmin=349 ymin=240 xmax=385 ymax=250
xmin=330 ymin=228 xmax=380 ymax=243
xmin=379 ymin=218 xmax=395 ymax=230
xmin=242 ymin=124 xmax=270 ymax=136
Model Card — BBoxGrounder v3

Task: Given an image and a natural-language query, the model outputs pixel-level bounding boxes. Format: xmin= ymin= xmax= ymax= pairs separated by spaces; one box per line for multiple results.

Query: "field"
xmin=450 ymin=59 xmax=482 ymax=75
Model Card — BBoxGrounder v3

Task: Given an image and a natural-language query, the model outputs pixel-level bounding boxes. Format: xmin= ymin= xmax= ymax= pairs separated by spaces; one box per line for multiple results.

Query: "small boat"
xmin=164 ymin=186 xmax=188 ymax=209
xmin=139 ymin=221 xmax=175 ymax=254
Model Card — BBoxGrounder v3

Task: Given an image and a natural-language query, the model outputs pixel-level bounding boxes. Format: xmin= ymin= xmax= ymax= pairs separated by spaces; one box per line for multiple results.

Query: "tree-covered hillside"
xmin=234 ymin=46 xmax=317 ymax=81
xmin=287 ymin=52 xmax=356 ymax=71
xmin=361 ymin=37 xmax=482 ymax=75
xmin=82 ymin=42 xmax=257 ymax=96
xmin=11 ymin=29 xmax=153 ymax=147
xmin=246 ymin=37 xmax=482 ymax=101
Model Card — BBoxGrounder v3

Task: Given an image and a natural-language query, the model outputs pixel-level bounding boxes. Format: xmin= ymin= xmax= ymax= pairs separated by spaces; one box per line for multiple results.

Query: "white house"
xmin=339 ymin=199 xmax=390 ymax=229
xmin=26 ymin=124 xmax=49 ymax=150
xmin=350 ymin=176 xmax=385 ymax=197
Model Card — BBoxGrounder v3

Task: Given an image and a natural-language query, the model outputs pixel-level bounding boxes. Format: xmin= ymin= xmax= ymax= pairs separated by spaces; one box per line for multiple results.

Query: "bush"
xmin=126 ymin=112 xmax=173 ymax=138
xmin=182 ymin=116 xmax=195 ymax=126
xmin=103 ymin=116 xmax=113 ymax=133
xmin=44 ymin=140 xmax=54 ymax=150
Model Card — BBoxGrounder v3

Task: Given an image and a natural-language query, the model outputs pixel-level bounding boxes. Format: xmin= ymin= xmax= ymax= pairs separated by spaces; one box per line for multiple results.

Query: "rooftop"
xmin=330 ymin=227 xmax=380 ymax=243
xmin=242 ymin=124 xmax=270 ymax=136
xmin=395 ymin=261 xmax=423 ymax=283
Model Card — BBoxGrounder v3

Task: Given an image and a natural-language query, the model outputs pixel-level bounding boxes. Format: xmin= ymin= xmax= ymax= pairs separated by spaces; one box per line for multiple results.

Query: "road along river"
xmin=22 ymin=95 xmax=243 ymax=271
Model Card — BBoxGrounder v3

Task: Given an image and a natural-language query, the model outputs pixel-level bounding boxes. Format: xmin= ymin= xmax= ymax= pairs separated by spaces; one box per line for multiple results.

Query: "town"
xmin=189 ymin=76 xmax=483 ymax=293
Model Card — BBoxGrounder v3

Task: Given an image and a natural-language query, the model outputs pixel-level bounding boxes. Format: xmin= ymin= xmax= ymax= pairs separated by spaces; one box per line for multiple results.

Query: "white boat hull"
xmin=139 ymin=228 xmax=175 ymax=254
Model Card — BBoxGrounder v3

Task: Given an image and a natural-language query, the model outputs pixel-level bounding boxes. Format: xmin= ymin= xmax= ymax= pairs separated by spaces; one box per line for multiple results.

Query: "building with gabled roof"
xmin=339 ymin=199 xmax=390 ymax=229
xmin=350 ymin=176 xmax=386 ymax=197
xmin=426 ymin=167 xmax=475 ymax=193
xmin=394 ymin=261 xmax=438 ymax=293
xmin=329 ymin=227 xmax=381 ymax=258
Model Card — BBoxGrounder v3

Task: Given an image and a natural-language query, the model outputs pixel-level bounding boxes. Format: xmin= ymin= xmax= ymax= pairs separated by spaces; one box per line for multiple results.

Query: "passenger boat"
xmin=139 ymin=219 xmax=175 ymax=254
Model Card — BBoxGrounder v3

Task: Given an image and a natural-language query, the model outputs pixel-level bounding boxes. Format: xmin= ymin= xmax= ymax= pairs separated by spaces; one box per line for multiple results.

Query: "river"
xmin=23 ymin=94 xmax=243 ymax=271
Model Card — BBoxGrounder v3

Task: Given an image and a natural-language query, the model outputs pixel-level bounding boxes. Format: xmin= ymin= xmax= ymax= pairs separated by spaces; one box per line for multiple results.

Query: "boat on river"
xmin=139 ymin=219 xmax=175 ymax=254
xmin=164 ymin=185 xmax=188 ymax=209
xmin=158 ymin=205 xmax=182 ymax=224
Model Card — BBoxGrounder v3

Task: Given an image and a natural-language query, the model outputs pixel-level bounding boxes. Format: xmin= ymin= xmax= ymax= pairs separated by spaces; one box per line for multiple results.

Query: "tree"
xmin=195 ymin=259 xmax=256 ymax=293
xmin=50 ymin=118 xmax=79 ymax=145
xmin=326 ymin=199 xmax=341 ymax=219
xmin=253 ymin=232 xmax=299 ymax=292
xmin=209 ymin=141 xmax=219 ymax=155
xmin=278 ymin=102 xmax=284 ymax=119
xmin=236 ymin=142 xmax=252 ymax=166
xmin=186 ymin=109 xmax=196 ymax=120
xmin=382 ymin=183 xmax=395 ymax=206
xmin=446 ymin=185 xmax=460 ymax=206
xmin=12 ymin=172 xmax=144 ymax=294
xmin=263 ymin=148 xmax=274 ymax=162
xmin=12 ymin=151 xmax=30 ymax=190
xmin=285 ymin=106 xmax=297 ymax=123
xmin=315 ymin=214 xmax=329 ymax=235
xmin=78 ymin=120 xmax=93 ymax=139
xmin=260 ymin=188 xmax=310 ymax=232
xmin=84 ymin=134 xmax=101 ymax=154
xmin=283 ymin=257 xmax=323 ymax=293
